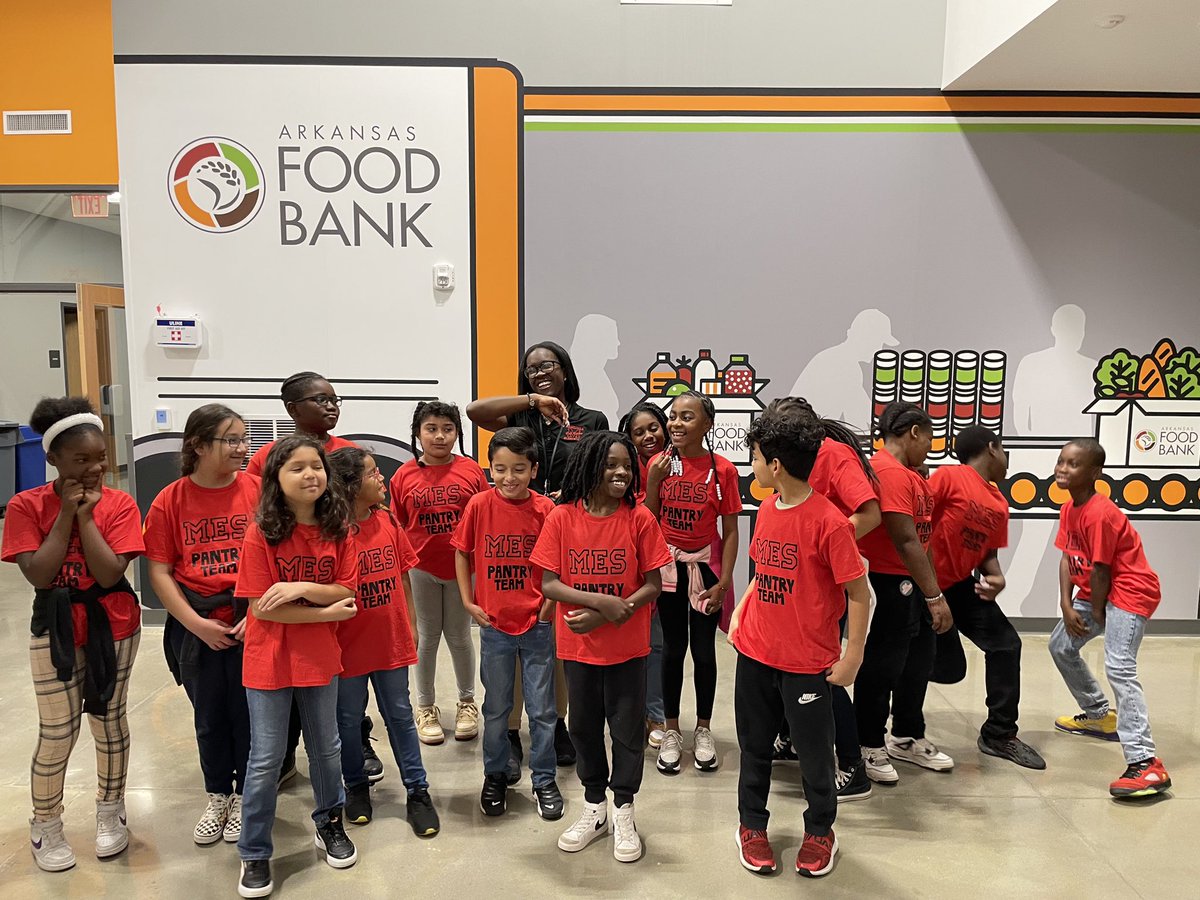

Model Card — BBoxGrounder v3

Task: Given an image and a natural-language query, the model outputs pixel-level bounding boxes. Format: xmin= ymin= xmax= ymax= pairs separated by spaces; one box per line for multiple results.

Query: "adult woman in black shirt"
xmin=467 ymin=341 xmax=610 ymax=497
xmin=467 ymin=341 xmax=610 ymax=772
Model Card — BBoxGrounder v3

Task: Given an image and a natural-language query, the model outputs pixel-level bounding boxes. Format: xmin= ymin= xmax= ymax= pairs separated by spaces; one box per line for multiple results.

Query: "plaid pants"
xmin=30 ymin=631 xmax=140 ymax=819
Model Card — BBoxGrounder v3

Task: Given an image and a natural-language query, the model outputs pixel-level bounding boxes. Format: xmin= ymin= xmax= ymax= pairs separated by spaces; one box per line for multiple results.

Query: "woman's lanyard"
xmin=538 ymin=414 xmax=566 ymax=493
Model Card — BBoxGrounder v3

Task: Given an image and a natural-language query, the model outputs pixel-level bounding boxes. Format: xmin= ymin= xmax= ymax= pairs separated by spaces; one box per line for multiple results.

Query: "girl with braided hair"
xmin=644 ymin=391 xmax=742 ymax=775
xmin=244 ymin=372 xmax=357 ymax=477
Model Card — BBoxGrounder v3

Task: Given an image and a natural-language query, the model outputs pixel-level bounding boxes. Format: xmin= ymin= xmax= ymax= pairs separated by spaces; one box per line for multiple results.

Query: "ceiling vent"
xmin=3 ymin=110 xmax=73 ymax=135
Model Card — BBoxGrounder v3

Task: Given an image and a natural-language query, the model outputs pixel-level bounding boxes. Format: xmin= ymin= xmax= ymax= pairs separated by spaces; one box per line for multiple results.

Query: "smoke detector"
xmin=1096 ymin=14 xmax=1126 ymax=28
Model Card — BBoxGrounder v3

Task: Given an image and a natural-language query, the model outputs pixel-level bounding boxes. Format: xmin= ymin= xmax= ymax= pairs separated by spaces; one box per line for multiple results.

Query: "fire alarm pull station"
xmin=155 ymin=316 xmax=202 ymax=348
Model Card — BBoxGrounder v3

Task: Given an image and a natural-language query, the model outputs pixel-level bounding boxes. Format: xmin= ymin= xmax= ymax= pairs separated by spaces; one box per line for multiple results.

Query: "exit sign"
xmin=71 ymin=194 xmax=109 ymax=218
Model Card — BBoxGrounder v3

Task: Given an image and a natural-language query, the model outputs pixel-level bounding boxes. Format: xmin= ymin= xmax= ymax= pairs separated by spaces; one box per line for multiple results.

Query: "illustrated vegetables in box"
xmin=1093 ymin=339 xmax=1200 ymax=400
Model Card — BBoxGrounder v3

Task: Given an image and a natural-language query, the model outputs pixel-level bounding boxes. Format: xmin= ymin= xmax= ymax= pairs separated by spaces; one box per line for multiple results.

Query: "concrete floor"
xmin=1 ymin=530 xmax=1197 ymax=898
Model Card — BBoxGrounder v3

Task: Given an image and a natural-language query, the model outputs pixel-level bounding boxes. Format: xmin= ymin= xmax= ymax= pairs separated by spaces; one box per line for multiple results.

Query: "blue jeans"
xmin=1049 ymin=601 xmax=1155 ymax=763
xmin=238 ymin=681 xmax=345 ymax=861
xmin=479 ymin=622 xmax=556 ymax=787
xmin=645 ymin=609 xmax=665 ymax=723
xmin=337 ymin=667 xmax=428 ymax=793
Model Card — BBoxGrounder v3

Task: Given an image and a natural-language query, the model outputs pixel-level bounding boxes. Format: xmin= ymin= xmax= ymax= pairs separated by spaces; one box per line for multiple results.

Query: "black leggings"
xmin=659 ymin=561 xmax=720 ymax=721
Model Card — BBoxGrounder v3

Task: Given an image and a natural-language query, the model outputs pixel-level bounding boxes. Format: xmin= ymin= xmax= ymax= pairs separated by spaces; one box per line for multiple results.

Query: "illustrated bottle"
xmin=647 ymin=352 xmax=677 ymax=395
xmin=693 ymin=348 xmax=720 ymax=396
xmin=723 ymin=354 xmax=755 ymax=396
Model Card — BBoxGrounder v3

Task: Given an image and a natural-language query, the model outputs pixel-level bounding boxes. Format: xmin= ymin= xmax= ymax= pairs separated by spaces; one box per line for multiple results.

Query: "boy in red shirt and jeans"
xmin=728 ymin=402 xmax=870 ymax=878
xmin=1048 ymin=438 xmax=1171 ymax=798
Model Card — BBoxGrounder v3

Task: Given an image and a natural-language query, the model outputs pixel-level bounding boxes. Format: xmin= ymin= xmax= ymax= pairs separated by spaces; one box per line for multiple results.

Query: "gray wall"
xmin=0 ymin=208 xmax=123 ymax=283
xmin=0 ymin=293 xmax=69 ymax=421
xmin=112 ymin=0 xmax=948 ymax=88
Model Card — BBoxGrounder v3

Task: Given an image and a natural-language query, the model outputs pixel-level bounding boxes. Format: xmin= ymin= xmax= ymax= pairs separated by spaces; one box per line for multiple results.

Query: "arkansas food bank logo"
xmin=1134 ymin=430 xmax=1156 ymax=452
xmin=168 ymin=137 xmax=264 ymax=233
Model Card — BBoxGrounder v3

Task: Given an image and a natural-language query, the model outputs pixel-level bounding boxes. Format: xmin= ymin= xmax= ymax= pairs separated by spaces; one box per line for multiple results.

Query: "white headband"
xmin=42 ymin=413 xmax=104 ymax=452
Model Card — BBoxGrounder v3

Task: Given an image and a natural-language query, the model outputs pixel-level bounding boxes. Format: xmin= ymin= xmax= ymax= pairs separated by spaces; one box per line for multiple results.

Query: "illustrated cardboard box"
xmin=1085 ymin=398 xmax=1200 ymax=469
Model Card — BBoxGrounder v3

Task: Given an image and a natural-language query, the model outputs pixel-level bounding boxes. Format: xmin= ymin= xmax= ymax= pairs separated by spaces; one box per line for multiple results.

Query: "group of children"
xmin=0 ymin=362 xmax=1172 ymax=892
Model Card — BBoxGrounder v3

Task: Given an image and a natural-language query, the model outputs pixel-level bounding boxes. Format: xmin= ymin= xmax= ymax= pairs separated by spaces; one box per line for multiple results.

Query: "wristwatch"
xmin=527 ymin=392 xmax=537 ymax=409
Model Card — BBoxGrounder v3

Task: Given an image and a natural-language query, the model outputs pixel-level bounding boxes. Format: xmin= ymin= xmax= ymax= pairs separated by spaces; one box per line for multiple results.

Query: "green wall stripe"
xmin=525 ymin=121 xmax=1200 ymax=134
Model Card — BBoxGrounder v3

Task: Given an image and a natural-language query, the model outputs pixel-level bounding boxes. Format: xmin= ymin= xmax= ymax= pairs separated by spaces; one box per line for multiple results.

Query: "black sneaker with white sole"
xmin=238 ymin=859 xmax=273 ymax=898
xmin=533 ymin=781 xmax=565 ymax=820
xmin=480 ymin=772 xmax=508 ymax=816
xmin=361 ymin=716 xmax=384 ymax=784
xmin=314 ymin=810 xmax=357 ymax=868
xmin=406 ymin=788 xmax=441 ymax=837
xmin=835 ymin=761 xmax=872 ymax=803
xmin=344 ymin=781 xmax=372 ymax=824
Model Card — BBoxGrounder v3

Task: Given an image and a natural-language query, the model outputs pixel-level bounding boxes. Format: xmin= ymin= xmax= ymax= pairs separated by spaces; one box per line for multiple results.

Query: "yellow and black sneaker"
xmin=1055 ymin=711 xmax=1119 ymax=742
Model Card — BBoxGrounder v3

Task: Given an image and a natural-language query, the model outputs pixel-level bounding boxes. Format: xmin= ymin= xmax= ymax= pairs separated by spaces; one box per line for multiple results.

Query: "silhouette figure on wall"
xmin=569 ymin=313 xmax=621 ymax=427
xmin=789 ymin=309 xmax=898 ymax=430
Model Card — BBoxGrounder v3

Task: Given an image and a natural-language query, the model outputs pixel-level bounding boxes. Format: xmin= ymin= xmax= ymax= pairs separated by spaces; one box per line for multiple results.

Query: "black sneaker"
xmin=361 ymin=716 xmax=384 ymax=784
xmin=238 ymin=859 xmax=273 ymax=898
xmin=406 ymin=788 xmax=440 ymax=837
xmin=533 ymin=780 xmax=565 ymax=821
xmin=506 ymin=729 xmax=523 ymax=786
xmin=978 ymin=735 xmax=1047 ymax=771
xmin=314 ymin=810 xmax=357 ymax=869
xmin=771 ymin=734 xmax=798 ymax=764
xmin=277 ymin=752 xmax=297 ymax=788
xmin=835 ymin=761 xmax=873 ymax=803
xmin=480 ymin=772 xmax=508 ymax=817
xmin=554 ymin=718 xmax=576 ymax=767
xmin=344 ymin=781 xmax=372 ymax=825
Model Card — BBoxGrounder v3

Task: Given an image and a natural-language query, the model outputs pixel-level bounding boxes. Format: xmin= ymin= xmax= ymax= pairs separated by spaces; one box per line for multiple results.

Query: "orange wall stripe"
xmin=472 ymin=65 xmax=523 ymax=465
xmin=0 ymin=0 xmax=118 ymax=186
xmin=524 ymin=93 xmax=1200 ymax=116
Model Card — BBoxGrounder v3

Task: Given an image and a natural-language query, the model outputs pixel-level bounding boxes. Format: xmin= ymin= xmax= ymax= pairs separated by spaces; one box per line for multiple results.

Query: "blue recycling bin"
xmin=0 ymin=421 xmax=17 ymax=511
xmin=15 ymin=424 xmax=47 ymax=493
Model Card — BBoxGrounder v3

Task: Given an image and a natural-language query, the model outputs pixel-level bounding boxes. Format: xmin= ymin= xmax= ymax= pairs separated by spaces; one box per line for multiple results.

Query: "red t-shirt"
xmin=143 ymin=473 xmax=261 ymax=623
xmin=856 ymin=449 xmax=934 ymax=576
xmin=1055 ymin=494 xmax=1160 ymax=618
xmin=390 ymin=455 xmax=489 ymax=580
xmin=808 ymin=438 xmax=877 ymax=519
xmin=650 ymin=451 xmax=742 ymax=549
xmin=2 ymin=483 xmax=144 ymax=645
xmin=530 ymin=501 xmax=672 ymax=666
xmin=451 ymin=488 xmax=556 ymax=635
xmin=338 ymin=510 xmax=420 ymax=678
xmin=234 ymin=522 xmax=357 ymax=689
xmin=734 ymin=493 xmax=865 ymax=674
xmin=244 ymin=434 xmax=358 ymax=477
xmin=929 ymin=465 xmax=1009 ymax=591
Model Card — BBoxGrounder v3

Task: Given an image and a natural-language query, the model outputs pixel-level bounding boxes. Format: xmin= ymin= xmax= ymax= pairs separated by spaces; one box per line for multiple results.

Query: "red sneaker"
xmin=1109 ymin=758 xmax=1171 ymax=798
xmin=795 ymin=830 xmax=838 ymax=877
xmin=736 ymin=825 xmax=777 ymax=874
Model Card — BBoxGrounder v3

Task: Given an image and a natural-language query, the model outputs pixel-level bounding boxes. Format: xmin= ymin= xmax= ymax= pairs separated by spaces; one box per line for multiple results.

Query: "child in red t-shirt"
xmin=144 ymin=404 xmax=260 ymax=847
xmin=928 ymin=426 xmax=1044 ymax=770
xmin=728 ymin=398 xmax=869 ymax=878
xmin=452 ymin=427 xmax=561 ymax=820
xmin=644 ymin=390 xmax=742 ymax=775
xmin=853 ymin=401 xmax=956 ymax=785
xmin=2 ymin=397 xmax=144 ymax=873
xmin=531 ymin=431 xmax=672 ymax=863
xmin=232 ymin=436 xmax=359 ymax=896
xmin=244 ymin=371 xmax=357 ymax=477
xmin=1048 ymin=438 xmax=1171 ymax=798
xmin=389 ymin=400 xmax=489 ymax=745
xmin=326 ymin=447 xmax=441 ymax=838
xmin=618 ymin=402 xmax=670 ymax=748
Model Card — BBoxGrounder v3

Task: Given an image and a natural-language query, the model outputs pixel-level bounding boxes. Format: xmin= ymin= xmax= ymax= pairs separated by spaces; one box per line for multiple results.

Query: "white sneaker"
xmin=30 ymin=816 xmax=76 ymax=872
xmin=415 ymin=705 xmax=444 ymax=745
xmin=95 ymin=799 xmax=129 ymax=858
xmin=647 ymin=721 xmax=667 ymax=749
xmin=455 ymin=701 xmax=480 ymax=741
xmin=861 ymin=746 xmax=899 ymax=784
xmin=886 ymin=735 xmax=955 ymax=771
xmin=557 ymin=801 xmax=607 ymax=853
xmin=693 ymin=726 xmax=718 ymax=771
xmin=223 ymin=793 xmax=243 ymax=843
xmin=656 ymin=729 xmax=683 ymax=774
xmin=611 ymin=802 xmax=643 ymax=863
xmin=194 ymin=793 xmax=229 ymax=845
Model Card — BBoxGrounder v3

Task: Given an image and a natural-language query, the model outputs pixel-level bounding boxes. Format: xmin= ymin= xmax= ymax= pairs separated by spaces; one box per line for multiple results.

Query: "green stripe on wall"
xmin=524 ymin=121 xmax=1200 ymax=134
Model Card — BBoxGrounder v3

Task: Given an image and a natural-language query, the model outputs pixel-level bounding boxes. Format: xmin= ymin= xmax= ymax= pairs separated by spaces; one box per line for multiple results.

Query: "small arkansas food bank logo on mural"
xmin=168 ymin=137 xmax=264 ymax=233
xmin=1135 ymin=430 xmax=1156 ymax=452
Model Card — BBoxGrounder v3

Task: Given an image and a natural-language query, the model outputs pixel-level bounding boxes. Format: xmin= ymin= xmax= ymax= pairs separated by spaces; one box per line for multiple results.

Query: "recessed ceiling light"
xmin=1096 ymin=14 xmax=1126 ymax=28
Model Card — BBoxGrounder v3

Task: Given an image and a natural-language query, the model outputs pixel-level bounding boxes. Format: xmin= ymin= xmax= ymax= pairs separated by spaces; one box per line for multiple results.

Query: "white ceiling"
xmin=945 ymin=0 xmax=1200 ymax=91
xmin=0 ymin=192 xmax=121 ymax=235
